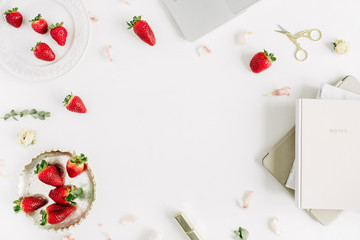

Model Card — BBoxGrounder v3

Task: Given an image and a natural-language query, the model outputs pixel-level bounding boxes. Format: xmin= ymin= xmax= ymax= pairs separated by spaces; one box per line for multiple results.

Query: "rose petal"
xmin=88 ymin=12 xmax=99 ymax=22
xmin=237 ymin=190 xmax=253 ymax=210
xmin=270 ymin=218 xmax=282 ymax=235
xmin=149 ymin=231 xmax=163 ymax=240
xmin=105 ymin=45 xmax=113 ymax=62
xmin=197 ymin=45 xmax=212 ymax=56
xmin=120 ymin=214 xmax=138 ymax=226
xmin=63 ymin=234 xmax=76 ymax=240
xmin=237 ymin=31 xmax=253 ymax=46
xmin=267 ymin=87 xmax=291 ymax=96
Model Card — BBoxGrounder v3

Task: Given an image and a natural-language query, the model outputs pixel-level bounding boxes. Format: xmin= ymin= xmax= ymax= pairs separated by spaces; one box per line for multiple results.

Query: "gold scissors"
xmin=275 ymin=25 xmax=322 ymax=61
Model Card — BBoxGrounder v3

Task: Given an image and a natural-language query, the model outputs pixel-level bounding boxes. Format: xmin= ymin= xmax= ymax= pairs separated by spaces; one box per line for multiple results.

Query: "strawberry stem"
xmin=29 ymin=14 xmax=42 ymax=22
xmin=48 ymin=22 xmax=64 ymax=30
xmin=40 ymin=210 xmax=48 ymax=226
xmin=13 ymin=198 xmax=23 ymax=213
xmin=65 ymin=186 xmax=83 ymax=205
xmin=70 ymin=153 xmax=88 ymax=166
xmin=63 ymin=92 xmax=74 ymax=106
xmin=127 ymin=16 xmax=142 ymax=29
xmin=34 ymin=160 xmax=49 ymax=174
xmin=264 ymin=49 xmax=276 ymax=62
xmin=4 ymin=7 xmax=18 ymax=15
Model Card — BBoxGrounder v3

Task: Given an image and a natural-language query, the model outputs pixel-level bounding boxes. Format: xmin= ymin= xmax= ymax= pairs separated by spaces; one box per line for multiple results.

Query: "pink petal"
xmin=237 ymin=31 xmax=253 ymax=46
xmin=63 ymin=234 xmax=76 ymax=240
xmin=267 ymin=87 xmax=291 ymax=96
xmin=123 ymin=0 xmax=131 ymax=5
xmin=88 ymin=12 xmax=99 ymax=22
xmin=120 ymin=214 xmax=138 ymax=226
xmin=105 ymin=45 xmax=113 ymax=62
xmin=238 ymin=190 xmax=253 ymax=210
xmin=197 ymin=45 xmax=212 ymax=56
xmin=270 ymin=218 xmax=282 ymax=235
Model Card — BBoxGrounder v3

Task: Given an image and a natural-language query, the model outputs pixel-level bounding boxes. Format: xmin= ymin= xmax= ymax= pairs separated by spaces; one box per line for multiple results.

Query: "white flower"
xmin=333 ymin=40 xmax=350 ymax=54
xmin=17 ymin=129 xmax=36 ymax=147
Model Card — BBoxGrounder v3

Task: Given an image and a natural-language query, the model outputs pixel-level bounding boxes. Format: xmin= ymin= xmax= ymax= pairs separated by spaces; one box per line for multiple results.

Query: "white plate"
xmin=0 ymin=0 xmax=90 ymax=81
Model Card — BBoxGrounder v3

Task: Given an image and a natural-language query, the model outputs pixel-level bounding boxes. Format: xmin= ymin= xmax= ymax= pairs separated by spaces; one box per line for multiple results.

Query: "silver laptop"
xmin=163 ymin=0 xmax=260 ymax=41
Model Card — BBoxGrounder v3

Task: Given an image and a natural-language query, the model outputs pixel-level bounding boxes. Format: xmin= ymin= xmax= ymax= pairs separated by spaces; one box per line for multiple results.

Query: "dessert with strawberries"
xmin=16 ymin=150 xmax=95 ymax=230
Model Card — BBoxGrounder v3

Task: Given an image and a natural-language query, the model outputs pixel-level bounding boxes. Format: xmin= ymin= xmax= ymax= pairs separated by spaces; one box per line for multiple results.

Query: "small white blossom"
xmin=17 ymin=129 xmax=36 ymax=147
xmin=333 ymin=40 xmax=350 ymax=54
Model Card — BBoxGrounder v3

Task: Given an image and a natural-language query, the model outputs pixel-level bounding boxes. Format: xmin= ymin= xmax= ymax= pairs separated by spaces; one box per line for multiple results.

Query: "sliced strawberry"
xmin=63 ymin=93 xmax=87 ymax=113
xmin=13 ymin=196 xmax=47 ymax=214
xmin=30 ymin=14 xmax=48 ymax=34
xmin=31 ymin=42 xmax=55 ymax=62
xmin=49 ymin=22 xmax=67 ymax=46
xmin=34 ymin=160 xmax=64 ymax=187
xmin=40 ymin=203 xmax=75 ymax=225
xmin=127 ymin=16 xmax=156 ymax=46
xmin=4 ymin=8 xmax=23 ymax=28
xmin=49 ymin=185 xmax=83 ymax=205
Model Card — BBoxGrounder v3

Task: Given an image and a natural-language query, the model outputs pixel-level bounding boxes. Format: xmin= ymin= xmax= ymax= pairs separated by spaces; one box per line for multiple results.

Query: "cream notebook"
xmin=296 ymin=99 xmax=360 ymax=210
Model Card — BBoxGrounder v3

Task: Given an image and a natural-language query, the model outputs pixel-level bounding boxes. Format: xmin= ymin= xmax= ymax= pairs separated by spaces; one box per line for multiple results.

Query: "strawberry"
xmin=4 ymin=8 xmax=23 ymax=28
xmin=49 ymin=185 xmax=83 ymax=205
xmin=34 ymin=160 xmax=64 ymax=187
xmin=63 ymin=93 xmax=87 ymax=113
xmin=249 ymin=50 xmax=276 ymax=73
xmin=49 ymin=22 xmax=67 ymax=46
xmin=31 ymin=42 xmax=55 ymax=62
xmin=40 ymin=203 xmax=75 ymax=225
xmin=30 ymin=14 xmax=48 ymax=34
xmin=13 ymin=196 xmax=47 ymax=214
xmin=127 ymin=16 xmax=156 ymax=46
xmin=66 ymin=153 xmax=88 ymax=178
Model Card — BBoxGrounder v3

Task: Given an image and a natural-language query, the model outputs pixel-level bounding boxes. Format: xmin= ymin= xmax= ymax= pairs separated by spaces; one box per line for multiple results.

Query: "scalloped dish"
xmin=18 ymin=150 xmax=95 ymax=231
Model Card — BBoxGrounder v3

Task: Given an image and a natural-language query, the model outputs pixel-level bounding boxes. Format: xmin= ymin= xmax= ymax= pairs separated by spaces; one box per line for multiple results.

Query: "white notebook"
xmin=295 ymin=99 xmax=360 ymax=210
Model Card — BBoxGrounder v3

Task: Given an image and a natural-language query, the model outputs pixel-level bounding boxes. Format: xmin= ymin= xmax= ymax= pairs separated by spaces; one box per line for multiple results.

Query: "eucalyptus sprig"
xmin=234 ymin=226 xmax=249 ymax=240
xmin=1 ymin=109 xmax=50 ymax=121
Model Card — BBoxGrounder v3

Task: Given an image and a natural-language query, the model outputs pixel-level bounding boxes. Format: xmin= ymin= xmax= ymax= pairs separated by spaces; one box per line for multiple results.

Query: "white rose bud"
xmin=17 ymin=129 xmax=36 ymax=147
xmin=333 ymin=40 xmax=350 ymax=54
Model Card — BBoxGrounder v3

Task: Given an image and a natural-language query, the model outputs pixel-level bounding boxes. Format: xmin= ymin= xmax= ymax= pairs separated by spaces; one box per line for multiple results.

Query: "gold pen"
xmin=174 ymin=212 xmax=202 ymax=240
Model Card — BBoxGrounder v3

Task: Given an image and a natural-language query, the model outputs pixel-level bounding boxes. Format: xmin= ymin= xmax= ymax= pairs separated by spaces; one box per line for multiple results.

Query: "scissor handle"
xmin=297 ymin=29 xmax=322 ymax=41
xmin=295 ymin=47 xmax=308 ymax=61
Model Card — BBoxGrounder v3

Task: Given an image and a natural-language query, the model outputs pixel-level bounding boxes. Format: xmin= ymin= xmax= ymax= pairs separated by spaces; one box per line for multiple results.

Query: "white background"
xmin=1 ymin=0 xmax=360 ymax=239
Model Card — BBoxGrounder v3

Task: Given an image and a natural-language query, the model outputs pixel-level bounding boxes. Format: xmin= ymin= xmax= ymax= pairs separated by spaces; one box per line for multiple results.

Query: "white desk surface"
xmin=1 ymin=0 xmax=360 ymax=239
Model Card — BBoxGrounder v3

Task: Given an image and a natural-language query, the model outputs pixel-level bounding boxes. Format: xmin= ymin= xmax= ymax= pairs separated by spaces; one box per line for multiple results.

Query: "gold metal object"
xmin=174 ymin=212 xmax=202 ymax=240
xmin=275 ymin=25 xmax=322 ymax=61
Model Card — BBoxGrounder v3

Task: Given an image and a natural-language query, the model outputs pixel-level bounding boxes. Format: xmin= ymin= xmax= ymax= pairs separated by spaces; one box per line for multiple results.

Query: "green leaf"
xmin=10 ymin=109 xmax=16 ymax=115
xmin=4 ymin=114 xmax=10 ymax=120
xmin=12 ymin=116 xmax=18 ymax=121
xmin=29 ymin=109 xmax=37 ymax=114
xmin=38 ymin=115 xmax=45 ymax=120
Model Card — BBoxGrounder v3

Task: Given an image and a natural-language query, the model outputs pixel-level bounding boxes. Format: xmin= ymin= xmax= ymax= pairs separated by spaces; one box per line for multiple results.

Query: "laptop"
xmin=163 ymin=0 xmax=261 ymax=41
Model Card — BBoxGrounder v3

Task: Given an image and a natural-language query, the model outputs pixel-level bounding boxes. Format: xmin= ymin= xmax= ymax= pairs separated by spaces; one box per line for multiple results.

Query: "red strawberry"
xmin=34 ymin=160 xmax=64 ymax=187
xmin=4 ymin=8 xmax=23 ymax=28
xmin=249 ymin=50 xmax=276 ymax=73
xmin=30 ymin=14 xmax=48 ymax=34
xmin=66 ymin=153 xmax=88 ymax=178
xmin=49 ymin=185 xmax=83 ymax=205
xmin=63 ymin=93 xmax=87 ymax=113
xmin=13 ymin=196 xmax=47 ymax=214
xmin=31 ymin=42 xmax=55 ymax=62
xmin=40 ymin=203 xmax=75 ymax=225
xmin=49 ymin=22 xmax=67 ymax=46
xmin=127 ymin=16 xmax=156 ymax=46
